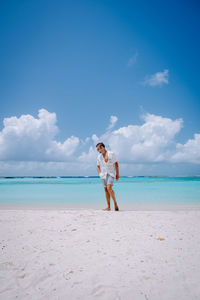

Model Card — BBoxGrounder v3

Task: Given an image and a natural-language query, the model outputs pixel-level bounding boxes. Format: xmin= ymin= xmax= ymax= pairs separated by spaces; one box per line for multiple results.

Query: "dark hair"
xmin=96 ymin=142 xmax=105 ymax=148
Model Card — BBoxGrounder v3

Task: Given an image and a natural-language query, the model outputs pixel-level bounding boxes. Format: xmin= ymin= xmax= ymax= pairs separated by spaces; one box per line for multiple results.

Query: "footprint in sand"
xmin=91 ymin=284 xmax=119 ymax=298
xmin=0 ymin=261 xmax=14 ymax=270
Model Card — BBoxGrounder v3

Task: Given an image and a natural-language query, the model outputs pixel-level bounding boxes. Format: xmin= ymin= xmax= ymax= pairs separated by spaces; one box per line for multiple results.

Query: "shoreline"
xmin=1 ymin=202 xmax=200 ymax=211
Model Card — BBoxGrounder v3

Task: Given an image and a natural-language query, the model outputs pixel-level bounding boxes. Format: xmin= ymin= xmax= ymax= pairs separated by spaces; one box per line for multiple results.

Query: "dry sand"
xmin=1 ymin=209 xmax=200 ymax=300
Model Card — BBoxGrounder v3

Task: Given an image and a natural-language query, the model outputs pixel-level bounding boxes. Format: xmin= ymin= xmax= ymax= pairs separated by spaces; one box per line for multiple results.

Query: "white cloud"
xmin=170 ymin=134 xmax=200 ymax=164
xmin=106 ymin=115 xmax=118 ymax=131
xmin=99 ymin=113 xmax=183 ymax=163
xmin=91 ymin=134 xmax=99 ymax=142
xmin=0 ymin=108 xmax=79 ymax=161
xmin=78 ymin=146 xmax=97 ymax=165
xmin=85 ymin=137 xmax=90 ymax=143
xmin=127 ymin=51 xmax=138 ymax=67
xmin=0 ymin=160 xmax=87 ymax=176
xmin=45 ymin=136 xmax=79 ymax=160
xmin=0 ymin=109 xmax=200 ymax=176
xmin=142 ymin=69 xmax=169 ymax=87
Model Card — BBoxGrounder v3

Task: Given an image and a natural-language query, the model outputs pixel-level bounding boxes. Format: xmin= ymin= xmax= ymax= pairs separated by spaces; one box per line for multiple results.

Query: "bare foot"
xmin=115 ymin=206 xmax=119 ymax=211
xmin=102 ymin=207 xmax=110 ymax=211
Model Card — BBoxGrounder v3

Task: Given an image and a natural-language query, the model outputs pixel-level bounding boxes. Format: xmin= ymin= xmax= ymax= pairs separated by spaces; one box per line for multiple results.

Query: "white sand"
xmin=1 ymin=209 xmax=200 ymax=300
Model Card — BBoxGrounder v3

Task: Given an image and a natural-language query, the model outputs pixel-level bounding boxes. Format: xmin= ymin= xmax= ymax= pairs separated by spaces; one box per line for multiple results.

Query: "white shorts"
xmin=101 ymin=174 xmax=115 ymax=187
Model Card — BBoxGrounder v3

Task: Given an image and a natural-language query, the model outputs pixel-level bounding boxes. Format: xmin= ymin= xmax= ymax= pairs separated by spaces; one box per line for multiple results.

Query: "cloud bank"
xmin=0 ymin=109 xmax=200 ymax=175
xmin=0 ymin=109 xmax=79 ymax=161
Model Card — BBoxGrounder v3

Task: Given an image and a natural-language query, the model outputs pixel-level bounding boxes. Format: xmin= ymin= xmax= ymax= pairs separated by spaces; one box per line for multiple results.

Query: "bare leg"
xmin=103 ymin=187 xmax=110 ymax=210
xmin=107 ymin=184 xmax=119 ymax=210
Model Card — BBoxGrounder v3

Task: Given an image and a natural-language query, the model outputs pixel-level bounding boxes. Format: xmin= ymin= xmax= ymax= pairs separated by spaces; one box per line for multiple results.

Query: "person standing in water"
xmin=96 ymin=142 xmax=119 ymax=211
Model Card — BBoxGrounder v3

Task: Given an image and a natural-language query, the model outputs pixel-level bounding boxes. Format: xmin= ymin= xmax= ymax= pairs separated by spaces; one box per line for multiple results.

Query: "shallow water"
xmin=0 ymin=176 xmax=200 ymax=209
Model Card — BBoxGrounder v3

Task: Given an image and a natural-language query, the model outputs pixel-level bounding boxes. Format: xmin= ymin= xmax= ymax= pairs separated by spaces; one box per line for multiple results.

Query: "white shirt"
xmin=97 ymin=150 xmax=118 ymax=179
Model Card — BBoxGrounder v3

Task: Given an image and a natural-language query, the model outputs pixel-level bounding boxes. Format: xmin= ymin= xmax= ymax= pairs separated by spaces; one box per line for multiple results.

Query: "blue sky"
xmin=0 ymin=0 xmax=200 ymax=176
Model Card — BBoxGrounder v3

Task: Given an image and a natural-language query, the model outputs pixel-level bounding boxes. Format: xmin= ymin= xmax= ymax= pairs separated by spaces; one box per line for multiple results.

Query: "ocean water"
xmin=0 ymin=176 xmax=200 ymax=210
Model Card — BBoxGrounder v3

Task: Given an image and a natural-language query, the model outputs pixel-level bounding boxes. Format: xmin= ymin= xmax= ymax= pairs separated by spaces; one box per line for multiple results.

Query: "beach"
xmin=1 ymin=209 xmax=200 ymax=300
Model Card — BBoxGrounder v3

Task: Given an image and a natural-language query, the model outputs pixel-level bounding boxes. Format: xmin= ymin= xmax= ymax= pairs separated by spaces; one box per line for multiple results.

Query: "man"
xmin=96 ymin=142 xmax=119 ymax=211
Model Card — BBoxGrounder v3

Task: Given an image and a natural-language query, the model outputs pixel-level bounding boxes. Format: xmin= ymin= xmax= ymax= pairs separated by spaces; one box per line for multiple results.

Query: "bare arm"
xmin=115 ymin=162 xmax=119 ymax=180
xmin=97 ymin=165 xmax=101 ymax=175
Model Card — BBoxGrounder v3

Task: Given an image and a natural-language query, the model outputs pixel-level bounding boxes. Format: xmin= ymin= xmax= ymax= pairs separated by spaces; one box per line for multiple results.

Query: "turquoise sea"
xmin=0 ymin=176 xmax=200 ymax=210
